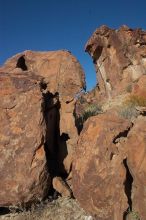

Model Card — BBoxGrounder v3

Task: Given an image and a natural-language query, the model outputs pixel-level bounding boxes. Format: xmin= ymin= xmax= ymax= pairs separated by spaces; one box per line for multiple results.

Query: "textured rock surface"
xmin=73 ymin=25 xmax=146 ymax=220
xmin=73 ymin=112 xmax=132 ymax=220
xmin=85 ymin=25 xmax=146 ymax=99
xmin=132 ymin=75 xmax=146 ymax=98
xmin=0 ymin=50 xmax=85 ymax=206
xmin=1 ymin=50 xmax=85 ymax=176
xmin=0 ymin=71 xmax=49 ymax=206
xmin=124 ymin=116 xmax=146 ymax=220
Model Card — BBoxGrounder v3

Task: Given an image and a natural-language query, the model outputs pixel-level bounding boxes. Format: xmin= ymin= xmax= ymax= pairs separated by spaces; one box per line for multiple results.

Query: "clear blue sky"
xmin=0 ymin=0 xmax=146 ymax=90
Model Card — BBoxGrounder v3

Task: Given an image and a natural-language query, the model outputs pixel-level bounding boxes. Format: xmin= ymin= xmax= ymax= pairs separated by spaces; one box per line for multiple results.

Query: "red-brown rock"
xmin=85 ymin=25 xmax=146 ymax=99
xmin=0 ymin=50 xmax=85 ymax=206
xmin=72 ymin=25 xmax=146 ymax=220
xmin=125 ymin=116 xmax=146 ymax=220
xmin=52 ymin=176 xmax=71 ymax=197
xmin=0 ymin=71 xmax=49 ymax=206
xmin=132 ymin=75 xmax=146 ymax=99
xmin=73 ymin=112 xmax=132 ymax=220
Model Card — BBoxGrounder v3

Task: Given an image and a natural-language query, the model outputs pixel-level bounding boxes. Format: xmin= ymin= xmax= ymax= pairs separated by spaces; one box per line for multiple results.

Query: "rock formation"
xmin=73 ymin=26 xmax=146 ymax=220
xmin=0 ymin=50 xmax=85 ymax=206
xmin=1 ymin=26 xmax=146 ymax=220
xmin=85 ymin=25 xmax=146 ymax=99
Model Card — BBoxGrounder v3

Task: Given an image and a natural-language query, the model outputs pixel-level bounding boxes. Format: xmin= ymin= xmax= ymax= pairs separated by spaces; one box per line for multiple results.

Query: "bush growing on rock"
xmin=81 ymin=103 xmax=102 ymax=122
xmin=119 ymin=95 xmax=146 ymax=119
xmin=74 ymin=102 xmax=102 ymax=134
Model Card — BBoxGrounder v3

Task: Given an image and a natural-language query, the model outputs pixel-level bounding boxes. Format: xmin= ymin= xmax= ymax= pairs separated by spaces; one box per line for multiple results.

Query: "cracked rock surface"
xmin=85 ymin=25 xmax=146 ymax=100
xmin=0 ymin=50 xmax=85 ymax=206
xmin=73 ymin=26 xmax=146 ymax=220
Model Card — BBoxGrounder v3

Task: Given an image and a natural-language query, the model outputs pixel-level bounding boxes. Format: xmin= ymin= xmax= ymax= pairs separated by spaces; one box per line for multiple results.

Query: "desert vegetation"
xmin=119 ymin=95 xmax=146 ymax=119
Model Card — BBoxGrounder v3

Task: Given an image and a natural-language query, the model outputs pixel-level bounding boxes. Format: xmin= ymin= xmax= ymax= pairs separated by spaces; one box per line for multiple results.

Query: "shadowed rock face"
xmin=0 ymin=50 xmax=85 ymax=206
xmin=85 ymin=25 xmax=146 ymax=99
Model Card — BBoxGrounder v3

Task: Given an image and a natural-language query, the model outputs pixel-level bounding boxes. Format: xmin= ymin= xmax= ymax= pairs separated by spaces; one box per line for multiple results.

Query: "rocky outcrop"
xmin=73 ymin=26 xmax=146 ymax=220
xmin=73 ymin=112 xmax=132 ymax=220
xmin=73 ymin=112 xmax=146 ymax=220
xmin=0 ymin=50 xmax=85 ymax=206
xmin=85 ymin=25 xmax=146 ymax=99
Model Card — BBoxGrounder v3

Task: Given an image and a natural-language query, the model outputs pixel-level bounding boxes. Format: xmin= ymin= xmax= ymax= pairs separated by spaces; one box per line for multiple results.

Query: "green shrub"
xmin=127 ymin=209 xmax=141 ymax=220
xmin=77 ymin=96 xmax=86 ymax=104
xmin=130 ymin=211 xmax=141 ymax=220
xmin=119 ymin=105 xmax=138 ymax=119
xmin=82 ymin=103 xmax=102 ymax=122
xmin=74 ymin=103 xmax=102 ymax=133
xmin=126 ymin=84 xmax=132 ymax=93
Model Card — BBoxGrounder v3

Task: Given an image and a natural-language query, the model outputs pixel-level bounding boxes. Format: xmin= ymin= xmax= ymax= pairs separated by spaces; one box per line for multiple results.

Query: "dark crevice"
xmin=113 ymin=124 xmax=133 ymax=144
xmin=0 ymin=207 xmax=10 ymax=215
xmin=40 ymin=80 xmax=47 ymax=90
xmin=16 ymin=55 xmax=28 ymax=71
xmin=60 ymin=133 xmax=70 ymax=142
xmin=73 ymin=109 xmax=83 ymax=134
xmin=42 ymin=91 xmax=60 ymax=177
xmin=93 ymin=46 xmax=103 ymax=64
xmin=141 ymin=111 xmax=146 ymax=116
xmin=40 ymin=86 xmax=71 ymax=196
xmin=123 ymin=158 xmax=133 ymax=220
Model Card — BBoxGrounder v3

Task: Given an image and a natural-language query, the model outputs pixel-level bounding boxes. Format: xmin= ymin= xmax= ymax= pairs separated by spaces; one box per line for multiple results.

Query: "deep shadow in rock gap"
xmin=0 ymin=207 xmax=11 ymax=215
xmin=16 ymin=55 xmax=28 ymax=71
xmin=73 ymin=110 xmax=83 ymax=135
xmin=123 ymin=158 xmax=133 ymax=220
xmin=41 ymin=87 xmax=70 ymax=197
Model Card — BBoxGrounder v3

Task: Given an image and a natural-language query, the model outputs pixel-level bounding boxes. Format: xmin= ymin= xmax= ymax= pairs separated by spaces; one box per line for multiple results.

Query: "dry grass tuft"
xmin=119 ymin=95 xmax=146 ymax=119
xmin=0 ymin=197 xmax=91 ymax=220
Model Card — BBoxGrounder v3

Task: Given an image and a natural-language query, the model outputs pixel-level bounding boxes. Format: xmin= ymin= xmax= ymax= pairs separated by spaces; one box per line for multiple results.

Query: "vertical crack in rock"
xmin=73 ymin=109 xmax=83 ymax=135
xmin=123 ymin=158 xmax=133 ymax=219
xmin=40 ymin=81 xmax=71 ymax=196
xmin=42 ymin=90 xmax=60 ymax=177
xmin=16 ymin=55 xmax=28 ymax=71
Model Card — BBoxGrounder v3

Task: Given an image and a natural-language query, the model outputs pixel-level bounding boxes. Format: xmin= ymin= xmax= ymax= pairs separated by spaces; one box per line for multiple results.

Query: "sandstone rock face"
xmin=0 ymin=50 xmax=85 ymax=206
xmin=73 ymin=112 xmax=146 ymax=220
xmin=85 ymin=25 xmax=146 ymax=99
xmin=125 ymin=116 xmax=146 ymax=219
xmin=73 ymin=26 xmax=146 ymax=220
xmin=73 ymin=112 xmax=132 ymax=220
xmin=132 ymin=75 xmax=146 ymax=99
xmin=0 ymin=71 xmax=49 ymax=206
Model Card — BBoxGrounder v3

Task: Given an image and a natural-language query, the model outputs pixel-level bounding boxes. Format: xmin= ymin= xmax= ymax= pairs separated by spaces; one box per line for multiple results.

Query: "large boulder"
xmin=85 ymin=25 xmax=146 ymax=99
xmin=72 ymin=112 xmax=132 ymax=220
xmin=0 ymin=71 xmax=49 ymax=206
xmin=73 ymin=112 xmax=146 ymax=220
xmin=0 ymin=50 xmax=85 ymax=206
